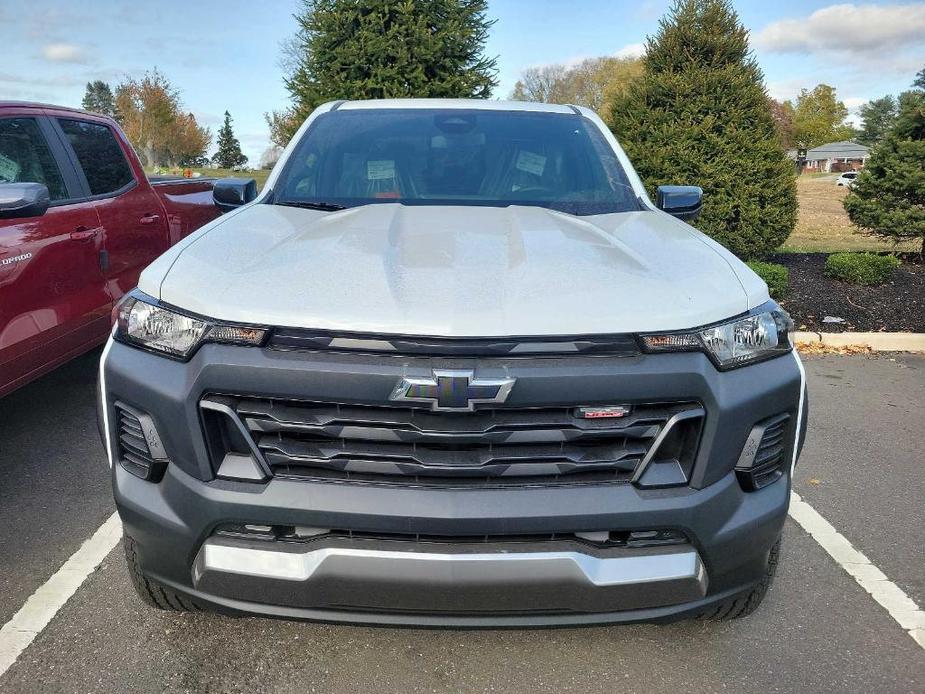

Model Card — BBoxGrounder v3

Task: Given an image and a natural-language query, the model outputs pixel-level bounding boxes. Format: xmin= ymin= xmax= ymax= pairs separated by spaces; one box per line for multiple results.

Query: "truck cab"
xmin=0 ymin=102 xmax=224 ymax=397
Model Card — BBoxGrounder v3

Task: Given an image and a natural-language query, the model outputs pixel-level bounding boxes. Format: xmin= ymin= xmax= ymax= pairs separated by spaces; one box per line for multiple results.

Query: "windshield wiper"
xmin=275 ymin=200 xmax=346 ymax=211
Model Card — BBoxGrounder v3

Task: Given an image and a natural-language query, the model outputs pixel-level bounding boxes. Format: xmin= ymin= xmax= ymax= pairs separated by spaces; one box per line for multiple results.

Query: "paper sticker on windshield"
xmin=0 ymin=154 xmax=20 ymax=183
xmin=367 ymin=160 xmax=395 ymax=181
xmin=515 ymin=151 xmax=546 ymax=177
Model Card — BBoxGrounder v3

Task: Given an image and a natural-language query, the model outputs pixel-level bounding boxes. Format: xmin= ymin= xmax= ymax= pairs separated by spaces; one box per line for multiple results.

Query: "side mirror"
xmin=0 ymin=183 xmax=50 ymax=219
xmin=656 ymin=185 xmax=702 ymax=222
xmin=213 ymin=178 xmax=257 ymax=213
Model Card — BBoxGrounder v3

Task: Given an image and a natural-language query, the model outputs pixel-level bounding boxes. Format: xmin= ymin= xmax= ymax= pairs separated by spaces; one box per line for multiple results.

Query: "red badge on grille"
xmin=576 ymin=405 xmax=632 ymax=419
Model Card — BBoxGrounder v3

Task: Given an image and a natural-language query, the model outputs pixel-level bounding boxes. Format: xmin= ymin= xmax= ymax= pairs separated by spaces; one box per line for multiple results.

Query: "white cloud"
xmin=40 ymin=42 xmax=88 ymax=64
xmin=755 ymin=3 xmax=925 ymax=55
xmin=843 ymin=97 xmax=867 ymax=110
xmin=614 ymin=42 xmax=646 ymax=60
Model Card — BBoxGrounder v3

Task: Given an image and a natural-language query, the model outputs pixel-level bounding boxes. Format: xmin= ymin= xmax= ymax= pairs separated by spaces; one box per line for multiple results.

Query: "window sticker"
xmin=515 ymin=150 xmax=546 ymax=177
xmin=0 ymin=154 xmax=20 ymax=182
xmin=367 ymin=160 xmax=395 ymax=180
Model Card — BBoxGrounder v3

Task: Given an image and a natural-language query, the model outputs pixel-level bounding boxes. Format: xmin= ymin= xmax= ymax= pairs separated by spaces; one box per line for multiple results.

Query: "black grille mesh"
xmin=202 ymin=396 xmax=702 ymax=488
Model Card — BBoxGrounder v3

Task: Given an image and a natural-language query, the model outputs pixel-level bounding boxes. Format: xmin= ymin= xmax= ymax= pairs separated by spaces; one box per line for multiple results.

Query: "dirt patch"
xmin=773 ymin=253 xmax=925 ymax=333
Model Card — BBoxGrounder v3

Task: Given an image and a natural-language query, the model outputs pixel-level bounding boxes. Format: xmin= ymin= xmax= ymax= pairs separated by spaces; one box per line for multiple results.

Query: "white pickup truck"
xmin=100 ymin=99 xmax=807 ymax=626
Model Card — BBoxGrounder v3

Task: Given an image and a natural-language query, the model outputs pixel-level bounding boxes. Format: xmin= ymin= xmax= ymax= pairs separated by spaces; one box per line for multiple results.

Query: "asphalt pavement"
xmin=0 ymin=352 xmax=922 ymax=693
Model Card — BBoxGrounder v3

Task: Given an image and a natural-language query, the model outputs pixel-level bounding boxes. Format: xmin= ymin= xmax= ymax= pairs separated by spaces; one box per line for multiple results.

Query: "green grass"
xmin=782 ymin=175 xmax=918 ymax=253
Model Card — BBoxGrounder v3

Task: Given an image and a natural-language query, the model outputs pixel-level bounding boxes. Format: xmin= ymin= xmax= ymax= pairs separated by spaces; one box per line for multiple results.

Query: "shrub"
xmin=823 ymin=252 xmax=900 ymax=286
xmin=843 ymin=90 xmax=925 ymax=255
xmin=746 ymin=261 xmax=789 ymax=298
xmin=608 ymin=0 xmax=797 ymax=260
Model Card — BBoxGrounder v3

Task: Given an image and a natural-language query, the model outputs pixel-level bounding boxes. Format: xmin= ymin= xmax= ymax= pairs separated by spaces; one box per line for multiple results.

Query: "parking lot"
xmin=1 ymin=350 xmax=923 ymax=693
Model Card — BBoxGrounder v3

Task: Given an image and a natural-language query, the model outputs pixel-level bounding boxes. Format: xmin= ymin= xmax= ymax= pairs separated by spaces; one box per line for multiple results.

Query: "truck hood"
xmin=141 ymin=203 xmax=768 ymax=336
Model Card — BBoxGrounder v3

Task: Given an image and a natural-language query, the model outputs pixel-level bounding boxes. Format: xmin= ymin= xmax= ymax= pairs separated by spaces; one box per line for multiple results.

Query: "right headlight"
xmin=640 ymin=304 xmax=793 ymax=370
xmin=115 ymin=292 xmax=267 ymax=360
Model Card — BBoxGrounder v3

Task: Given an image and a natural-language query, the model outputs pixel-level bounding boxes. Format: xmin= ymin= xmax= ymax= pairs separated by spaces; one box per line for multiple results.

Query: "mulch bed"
xmin=770 ymin=253 xmax=925 ymax=333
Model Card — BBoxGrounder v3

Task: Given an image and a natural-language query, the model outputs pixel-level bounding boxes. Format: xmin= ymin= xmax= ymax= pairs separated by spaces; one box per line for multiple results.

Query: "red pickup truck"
xmin=0 ymin=102 xmax=228 ymax=397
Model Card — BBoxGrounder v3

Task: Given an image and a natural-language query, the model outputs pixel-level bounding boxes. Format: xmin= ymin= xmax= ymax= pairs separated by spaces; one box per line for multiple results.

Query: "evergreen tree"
xmin=857 ymin=96 xmax=898 ymax=146
xmin=267 ymin=0 xmax=498 ymax=146
xmin=914 ymin=66 xmax=925 ymax=91
xmin=212 ymin=111 xmax=248 ymax=169
xmin=81 ymin=81 xmax=117 ymax=118
xmin=609 ymin=0 xmax=797 ymax=259
xmin=844 ymin=91 xmax=925 ymax=254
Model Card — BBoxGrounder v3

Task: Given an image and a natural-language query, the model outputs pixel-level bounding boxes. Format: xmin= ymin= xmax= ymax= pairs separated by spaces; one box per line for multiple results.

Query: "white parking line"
xmin=0 ymin=512 xmax=122 ymax=677
xmin=0 ymin=494 xmax=921 ymax=679
xmin=789 ymin=491 xmax=925 ymax=649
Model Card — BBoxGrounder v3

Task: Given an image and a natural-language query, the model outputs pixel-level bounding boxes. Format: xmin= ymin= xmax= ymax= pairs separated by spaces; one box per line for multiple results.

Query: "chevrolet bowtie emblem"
xmin=390 ymin=370 xmax=515 ymax=411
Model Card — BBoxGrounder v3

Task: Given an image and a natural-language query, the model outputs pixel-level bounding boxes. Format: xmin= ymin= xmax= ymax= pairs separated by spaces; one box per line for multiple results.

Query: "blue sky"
xmin=2 ymin=1 xmax=923 ymax=162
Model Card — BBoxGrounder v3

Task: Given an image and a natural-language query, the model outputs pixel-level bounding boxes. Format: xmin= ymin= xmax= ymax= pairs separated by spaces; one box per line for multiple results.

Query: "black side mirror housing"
xmin=656 ymin=185 xmax=703 ymax=222
xmin=0 ymin=183 xmax=50 ymax=219
xmin=213 ymin=178 xmax=257 ymax=213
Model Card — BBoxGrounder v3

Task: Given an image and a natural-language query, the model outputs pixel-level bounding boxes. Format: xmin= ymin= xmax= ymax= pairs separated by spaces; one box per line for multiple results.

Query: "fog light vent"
xmin=114 ymin=401 xmax=168 ymax=481
xmin=736 ymin=413 xmax=791 ymax=491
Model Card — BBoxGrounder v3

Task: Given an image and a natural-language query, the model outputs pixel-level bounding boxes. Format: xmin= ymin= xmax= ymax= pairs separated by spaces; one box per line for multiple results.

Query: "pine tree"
xmin=267 ymin=0 xmax=498 ymax=146
xmin=857 ymin=96 xmax=898 ymax=146
xmin=914 ymin=67 xmax=925 ymax=91
xmin=844 ymin=90 xmax=925 ymax=254
xmin=608 ymin=0 xmax=797 ymax=259
xmin=212 ymin=111 xmax=248 ymax=169
xmin=81 ymin=81 xmax=117 ymax=118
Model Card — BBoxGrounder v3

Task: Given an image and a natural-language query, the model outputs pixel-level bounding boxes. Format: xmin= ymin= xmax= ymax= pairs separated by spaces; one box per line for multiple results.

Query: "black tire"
xmin=700 ymin=536 xmax=781 ymax=620
xmin=123 ymin=535 xmax=204 ymax=612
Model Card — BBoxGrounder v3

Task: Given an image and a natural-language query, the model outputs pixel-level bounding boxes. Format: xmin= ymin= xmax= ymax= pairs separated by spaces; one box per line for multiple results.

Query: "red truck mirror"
xmin=0 ymin=183 xmax=50 ymax=219
xmin=213 ymin=178 xmax=257 ymax=213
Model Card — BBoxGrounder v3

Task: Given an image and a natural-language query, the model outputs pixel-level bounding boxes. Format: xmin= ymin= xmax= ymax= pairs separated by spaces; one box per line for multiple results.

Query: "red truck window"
xmin=0 ymin=118 xmax=68 ymax=200
xmin=57 ymin=119 xmax=134 ymax=196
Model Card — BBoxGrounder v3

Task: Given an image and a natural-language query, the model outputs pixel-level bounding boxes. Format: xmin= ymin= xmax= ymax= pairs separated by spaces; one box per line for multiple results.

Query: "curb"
xmin=793 ymin=331 xmax=925 ymax=352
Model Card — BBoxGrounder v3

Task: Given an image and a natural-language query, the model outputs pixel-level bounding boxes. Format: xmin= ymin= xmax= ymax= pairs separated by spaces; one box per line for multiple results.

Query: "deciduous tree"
xmin=787 ymin=84 xmax=856 ymax=149
xmin=609 ymin=0 xmax=797 ymax=259
xmin=510 ymin=56 xmax=643 ymax=123
xmin=768 ymin=98 xmax=795 ymax=149
xmin=115 ymin=70 xmax=211 ymax=169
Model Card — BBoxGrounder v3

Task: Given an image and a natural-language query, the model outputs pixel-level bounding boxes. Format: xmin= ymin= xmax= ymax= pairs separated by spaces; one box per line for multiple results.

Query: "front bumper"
xmin=103 ymin=340 xmax=805 ymax=625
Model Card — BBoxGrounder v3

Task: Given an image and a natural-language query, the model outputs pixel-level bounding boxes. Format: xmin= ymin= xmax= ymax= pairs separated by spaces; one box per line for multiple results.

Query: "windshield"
xmin=271 ymin=109 xmax=640 ymax=216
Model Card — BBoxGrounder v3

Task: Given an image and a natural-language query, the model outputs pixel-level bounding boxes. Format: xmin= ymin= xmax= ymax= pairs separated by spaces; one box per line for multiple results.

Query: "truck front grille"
xmin=201 ymin=395 xmax=703 ymax=488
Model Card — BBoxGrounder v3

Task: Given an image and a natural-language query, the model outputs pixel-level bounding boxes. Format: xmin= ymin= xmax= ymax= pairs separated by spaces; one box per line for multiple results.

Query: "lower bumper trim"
xmin=192 ymin=538 xmax=707 ymax=616
xmin=197 ymin=540 xmax=704 ymax=587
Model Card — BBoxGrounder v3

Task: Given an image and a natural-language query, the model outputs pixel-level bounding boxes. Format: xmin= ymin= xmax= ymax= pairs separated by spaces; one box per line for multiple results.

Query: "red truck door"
xmin=51 ymin=117 xmax=170 ymax=304
xmin=0 ymin=114 xmax=109 ymax=396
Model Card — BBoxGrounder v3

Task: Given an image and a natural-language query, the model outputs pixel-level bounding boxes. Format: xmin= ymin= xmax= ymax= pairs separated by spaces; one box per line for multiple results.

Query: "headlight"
xmin=116 ymin=293 xmax=266 ymax=359
xmin=641 ymin=304 xmax=793 ymax=370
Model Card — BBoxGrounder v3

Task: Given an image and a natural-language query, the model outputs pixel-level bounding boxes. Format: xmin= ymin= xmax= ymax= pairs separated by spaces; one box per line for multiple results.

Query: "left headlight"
xmin=115 ymin=293 xmax=266 ymax=359
xmin=640 ymin=304 xmax=793 ymax=370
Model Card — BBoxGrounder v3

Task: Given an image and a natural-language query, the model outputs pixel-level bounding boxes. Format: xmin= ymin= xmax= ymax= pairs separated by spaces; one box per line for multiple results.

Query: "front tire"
xmin=700 ymin=536 xmax=781 ymax=620
xmin=123 ymin=535 xmax=203 ymax=612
